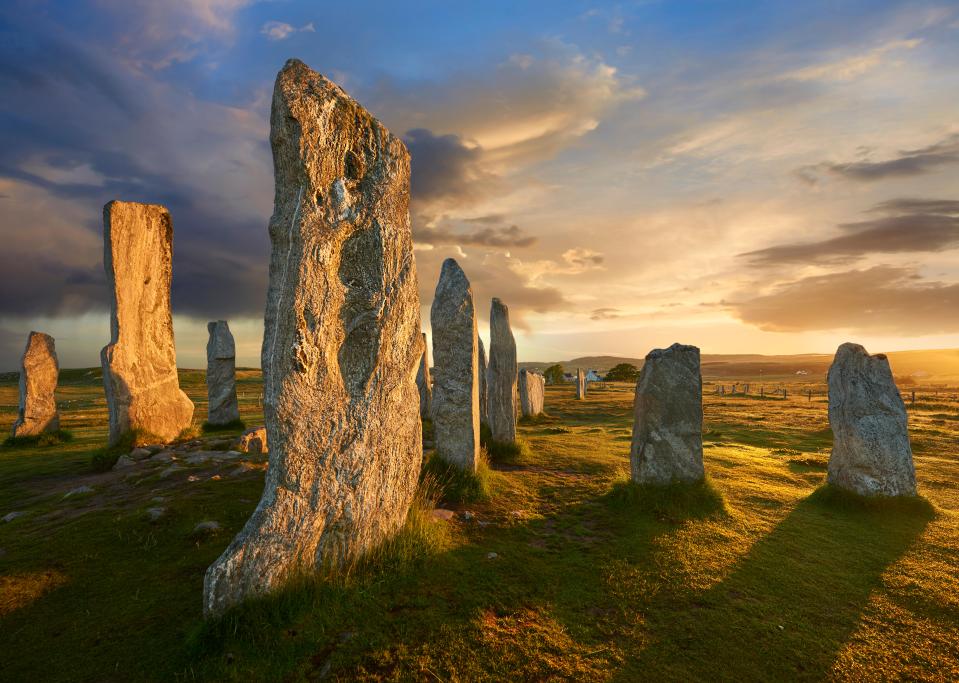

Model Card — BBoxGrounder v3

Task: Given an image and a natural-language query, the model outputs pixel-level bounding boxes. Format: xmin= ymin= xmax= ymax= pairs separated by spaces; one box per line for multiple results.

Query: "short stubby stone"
xmin=12 ymin=331 xmax=60 ymax=438
xmin=416 ymin=332 xmax=433 ymax=419
xmin=630 ymin=343 xmax=704 ymax=485
xmin=233 ymin=426 xmax=268 ymax=454
xmin=206 ymin=321 xmax=241 ymax=426
xmin=203 ymin=60 xmax=422 ymax=617
xmin=100 ymin=201 xmax=194 ymax=446
xmin=519 ymin=369 xmax=545 ymax=417
xmin=826 ymin=343 xmax=917 ymax=497
xmin=478 ymin=337 xmax=489 ymax=426
xmin=487 ymin=298 xmax=518 ymax=443
xmin=575 ymin=368 xmax=587 ymax=400
xmin=430 ymin=258 xmax=480 ymax=471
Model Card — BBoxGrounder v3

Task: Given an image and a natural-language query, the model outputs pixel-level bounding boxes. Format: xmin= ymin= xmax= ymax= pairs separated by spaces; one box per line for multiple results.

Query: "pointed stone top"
xmin=646 ymin=342 xmax=699 ymax=362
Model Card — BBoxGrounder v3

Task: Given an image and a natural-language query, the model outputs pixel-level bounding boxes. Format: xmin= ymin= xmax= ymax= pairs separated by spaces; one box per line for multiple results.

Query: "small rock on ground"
xmin=432 ymin=509 xmax=456 ymax=521
xmin=63 ymin=485 xmax=94 ymax=498
xmin=486 ymin=552 xmax=498 ymax=560
xmin=113 ymin=455 xmax=136 ymax=470
xmin=146 ymin=507 xmax=166 ymax=521
xmin=193 ymin=520 xmax=220 ymax=534
xmin=129 ymin=447 xmax=152 ymax=461
xmin=3 ymin=511 xmax=25 ymax=523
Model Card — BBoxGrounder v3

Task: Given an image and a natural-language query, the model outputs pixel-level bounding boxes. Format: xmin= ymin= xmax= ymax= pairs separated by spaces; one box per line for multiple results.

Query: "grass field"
xmin=1 ymin=370 xmax=957 ymax=681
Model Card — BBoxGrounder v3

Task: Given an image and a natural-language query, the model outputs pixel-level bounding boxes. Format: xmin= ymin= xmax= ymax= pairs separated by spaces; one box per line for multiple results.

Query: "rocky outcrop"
xmin=11 ymin=332 xmax=60 ymax=437
xmin=416 ymin=332 xmax=432 ymax=419
xmin=630 ymin=343 xmax=704 ymax=485
xmin=429 ymin=258 xmax=480 ymax=471
xmin=826 ymin=343 xmax=917 ymax=497
xmin=203 ymin=60 xmax=422 ymax=616
xmin=519 ymin=369 xmax=545 ymax=417
xmin=100 ymin=201 xmax=194 ymax=446
xmin=487 ymin=298 xmax=517 ymax=443
xmin=478 ymin=337 xmax=489 ymax=426
xmin=575 ymin=368 xmax=587 ymax=400
xmin=206 ymin=321 xmax=240 ymax=426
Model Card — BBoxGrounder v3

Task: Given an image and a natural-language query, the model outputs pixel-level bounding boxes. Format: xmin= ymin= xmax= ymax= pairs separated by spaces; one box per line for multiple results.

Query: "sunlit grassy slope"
xmin=0 ymin=371 xmax=957 ymax=681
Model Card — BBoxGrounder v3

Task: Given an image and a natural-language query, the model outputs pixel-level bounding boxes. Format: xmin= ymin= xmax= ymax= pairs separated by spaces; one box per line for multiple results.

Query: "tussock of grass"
xmin=518 ymin=412 xmax=553 ymax=426
xmin=3 ymin=429 xmax=73 ymax=448
xmin=421 ymin=450 xmax=495 ymax=503
xmin=481 ymin=428 xmax=531 ymax=464
xmin=90 ymin=430 xmax=138 ymax=472
xmin=808 ymin=483 xmax=936 ymax=518
xmin=201 ymin=419 xmax=246 ymax=433
xmin=605 ymin=475 xmax=727 ymax=521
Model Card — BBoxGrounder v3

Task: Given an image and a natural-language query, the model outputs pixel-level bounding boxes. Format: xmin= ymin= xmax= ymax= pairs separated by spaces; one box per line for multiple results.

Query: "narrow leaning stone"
xmin=630 ymin=343 xmax=704 ymax=485
xmin=487 ymin=298 xmax=517 ymax=443
xmin=478 ymin=336 xmax=489 ymax=426
xmin=203 ymin=60 xmax=422 ymax=616
xmin=430 ymin=258 xmax=479 ymax=471
xmin=206 ymin=321 xmax=240 ymax=426
xmin=575 ymin=368 xmax=587 ymax=400
xmin=826 ymin=343 xmax=916 ymax=497
xmin=416 ymin=332 xmax=432 ymax=419
xmin=100 ymin=201 xmax=194 ymax=446
xmin=12 ymin=331 xmax=60 ymax=437
xmin=519 ymin=369 xmax=544 ymax=417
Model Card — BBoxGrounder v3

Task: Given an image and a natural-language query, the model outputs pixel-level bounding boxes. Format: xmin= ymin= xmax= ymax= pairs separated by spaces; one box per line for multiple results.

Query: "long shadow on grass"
xmin=612 ymin=486 xmax=935 ymax=681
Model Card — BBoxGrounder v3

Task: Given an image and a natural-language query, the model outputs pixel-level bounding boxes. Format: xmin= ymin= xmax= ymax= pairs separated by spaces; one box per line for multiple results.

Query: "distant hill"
xmin=520 ymin=349 xmax=959 ymax=380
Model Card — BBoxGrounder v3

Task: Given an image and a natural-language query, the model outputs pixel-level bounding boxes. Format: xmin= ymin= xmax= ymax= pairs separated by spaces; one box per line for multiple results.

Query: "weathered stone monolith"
xmin=430 ymin=258 xmax=479 ymax=470
xmin=519 ymin=369 xmax=545 ymax=417
xmin=11 ymin=332 xmax=60 ymax=437
xmin=206 ymin=321 xmax=240 ymax=426
xmin=478 ymin=337 xmax=489 ymax=426
xmin=630 ymin=343 xmax=704 ymax=485
xmin=100 ymin=201 xmax=194 ymax=446
xmin=203 ymin=59 xmax=422 ymax=616
xmin=416 ymin=333 xmax=432 ymax=419
xmin=575 ymin=368 xmax=587 ymax=400
xmin=487 ymin=298 xmax=517 ymax=443
xmin=826 ymin=343 xmax=916 ymax=497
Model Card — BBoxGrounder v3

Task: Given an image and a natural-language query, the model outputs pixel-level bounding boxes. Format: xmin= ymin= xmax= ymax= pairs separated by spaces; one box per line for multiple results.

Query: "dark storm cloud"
xmin=404 ymin=128 xmax=500 ymax=212
xmin=741 ymin=199 xmax=959 ymax=266
xmin=728 ymin=266 xmax=959 ymax=334
xmin=415 ymin=216 xmax=537 ymax=248
xmin=797 ymin=133 xmax=959 ymax=183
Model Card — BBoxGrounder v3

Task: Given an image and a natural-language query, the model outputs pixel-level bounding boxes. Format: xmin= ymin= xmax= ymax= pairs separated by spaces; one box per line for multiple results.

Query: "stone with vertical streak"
xmin=100 ymin=201 xmax=194 ymax=446
xmin=630 ymin=343 xmax=704 ymax=485
xmin=206 ymin=320 xmax=240 ymax=426
xmin=575 ymin=368 xmax=587 ymax=400
xmin=430 ymin=258 xmax=479 ymax=471
xmin=203 ymin=59 xmax=422 ymax=616
xmin=11 ymin=332 xmax=60 ymax=437
xmin=487 ymin=298 xmax=517 ymax=443
xmin=826 ymin=343 xmax=917 ymax=497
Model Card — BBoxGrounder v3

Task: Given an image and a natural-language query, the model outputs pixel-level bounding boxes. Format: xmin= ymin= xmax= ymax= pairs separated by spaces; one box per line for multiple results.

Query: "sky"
xmin=1 ymin=0 xmax=958 ymax=369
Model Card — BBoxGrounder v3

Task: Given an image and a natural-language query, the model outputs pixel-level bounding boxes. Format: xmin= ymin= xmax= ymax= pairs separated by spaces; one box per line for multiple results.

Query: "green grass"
xmin=3 ymin=429 xmax=73 ymax=448
xmin=421 ymin=450 xmax=496 ymax=503
xmin=0 ymin=371 xmax=958 ymax=681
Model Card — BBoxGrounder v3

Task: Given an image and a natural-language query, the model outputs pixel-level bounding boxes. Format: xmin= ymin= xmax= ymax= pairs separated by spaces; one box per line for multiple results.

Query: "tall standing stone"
xmin=416 ymin=332 xmax=432 ymax=419
xmin=206 ymin=321 xmax=240 ymax=426
xmin=575 ymin=368 xmax=587 ymax=400
xmin=630 ymin=343 xmax=704 ymax=485
xmin=478 ymin=337 xmax=489 ymax=426
xmin=519 ymin=369 xmax=545 ymax=417
xmin=430 ymin=259 xmax=479 ymax=471
xmin=826 ymin=343 xmax=916 ymax=497
xmin=204 ymin=60 xmax=422 ymax=616
xmin=11 ymin=332 xmax=60 ymax=438
xmin=487 ymin=298 xmax=517 ymax=443
xmin=100 ymin=201 xmax=194 ymax=446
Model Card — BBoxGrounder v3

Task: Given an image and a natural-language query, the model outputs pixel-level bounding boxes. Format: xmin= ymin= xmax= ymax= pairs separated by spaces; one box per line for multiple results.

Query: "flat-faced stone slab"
xmin=487 ymin=298 xmax=517 ymax=443
xmin=206 ymin=321 xmax=241 ymax=426
xmin=519 ymin=369 xmax=545 ymax=417
xmin=12 ymin=332 xmax=60 ymax=437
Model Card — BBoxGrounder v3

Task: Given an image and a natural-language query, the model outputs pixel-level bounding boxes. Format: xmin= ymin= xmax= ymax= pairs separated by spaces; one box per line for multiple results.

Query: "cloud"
xmin=728 ymin=266 xmax=959 ymax=334
xmin=404 ymin=128 xmax=500 ymax=216
xmin=780 ymin=39 xmax=921 ymax=83
xmin=590 ymin=307 xmax=620 ymax=321
xmin=260 ymin=21 xmax=315 ymax=41
xmin=741 ymin=199 xmax=959 ymax=266
xmin=797 ymin=133 xmax=959 ymax=183
xmin=415 ymin=216 xmax=537 ymax=248
xmin=562 ymin=248 xmax=605 ymax=269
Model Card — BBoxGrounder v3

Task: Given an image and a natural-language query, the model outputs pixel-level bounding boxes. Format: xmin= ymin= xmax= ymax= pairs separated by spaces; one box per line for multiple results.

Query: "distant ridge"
xmin=519 ymin=349 xmax=959 ymax=380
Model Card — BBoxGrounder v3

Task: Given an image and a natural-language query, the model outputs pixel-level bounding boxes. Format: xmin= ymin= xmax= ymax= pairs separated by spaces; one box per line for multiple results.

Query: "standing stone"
xmin=826 ymin=343 xmax=917 ymax=497
xmin=575 ymin=368 xmax=587 ymax=400
xmin=519 ymin=369 xmax=545 ymax=417
xmin=416 ymin=333 xmax=432 ymax=419
xmin=100 ymin=201 xmax=194 ymax=446
xmin=203 ymin=60 xmax=422 ymax=616
xmin=11 ymin=332 xmax=60 ymax=437
xmin=630 ymin=343 xmax=704 ymax=485
xmin=478 ymin=337 xmax=489 ymax=426
xmin=487 ymin=298 xmax=517 ymax=443
xmin=206 ymin=321 xmax=240 ymax=426
xmin=430 ymin=259 xmax=479 ymax=471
